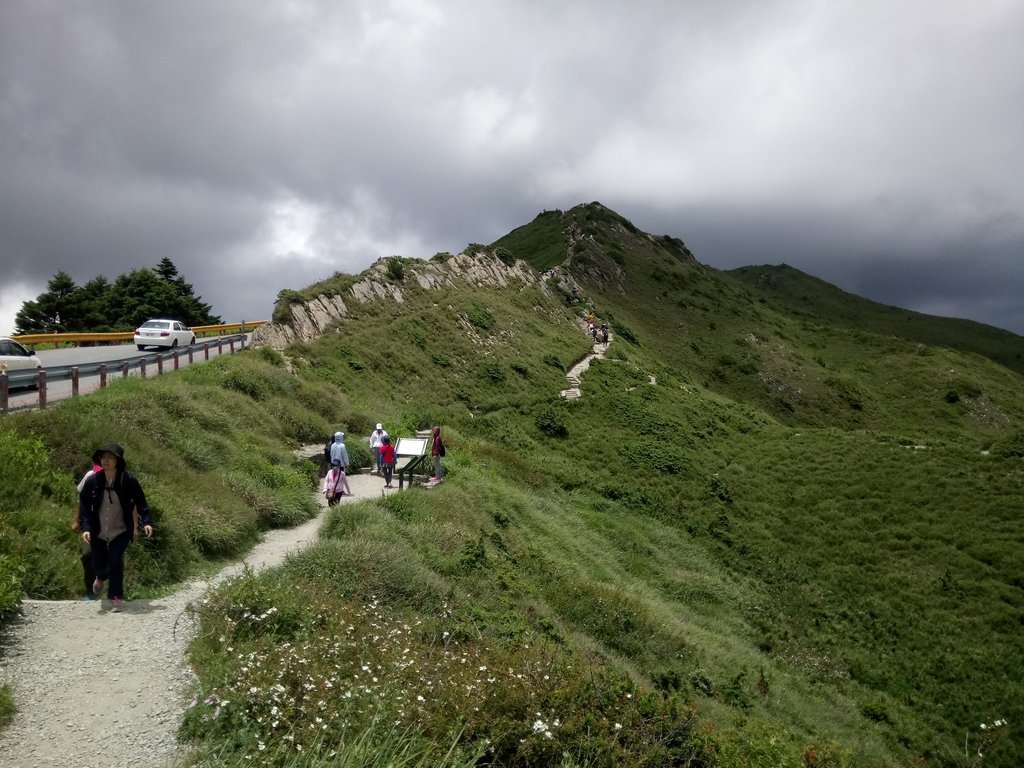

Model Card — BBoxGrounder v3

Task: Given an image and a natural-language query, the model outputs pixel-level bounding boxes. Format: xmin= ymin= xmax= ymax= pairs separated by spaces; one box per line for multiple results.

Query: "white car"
xmin=134 ymin=319 xmax=197 ymax=351
xmin=0 ymin=337 xmax=43 ymax=387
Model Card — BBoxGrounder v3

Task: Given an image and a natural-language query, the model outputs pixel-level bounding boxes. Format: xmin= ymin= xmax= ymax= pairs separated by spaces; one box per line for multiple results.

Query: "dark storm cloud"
xmin=635 ymin=203 xmax=1024 ymax=334
xmin=2 ymin=1 xmax=1023 ymax=335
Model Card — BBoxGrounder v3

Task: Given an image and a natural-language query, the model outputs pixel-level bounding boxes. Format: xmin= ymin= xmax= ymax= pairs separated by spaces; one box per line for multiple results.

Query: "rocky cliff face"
xmin=252 ymin=251 xmax=582 ymax=349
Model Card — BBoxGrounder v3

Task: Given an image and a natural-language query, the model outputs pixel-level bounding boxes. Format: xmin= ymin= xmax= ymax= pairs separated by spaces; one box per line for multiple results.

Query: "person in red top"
xmin=379 ymin=435 xmax=396 ymax=488
xmin=430 ymin=425 xmax=445 ymax=482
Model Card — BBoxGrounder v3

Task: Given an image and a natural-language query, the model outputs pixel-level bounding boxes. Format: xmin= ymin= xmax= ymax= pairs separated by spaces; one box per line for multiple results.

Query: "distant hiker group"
xmin=321 ymin=422 xmax=446 ymax=497
xmin=586 ymin=312 xmax=610 ymax=344
xmin=65 ymin=425 xmax=449 ymax=610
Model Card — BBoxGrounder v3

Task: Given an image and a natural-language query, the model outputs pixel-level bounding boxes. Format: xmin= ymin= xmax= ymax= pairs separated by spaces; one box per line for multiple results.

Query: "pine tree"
xmin=14 ymin=271 xmax=83 ymax=333
xmin=14 ymin=260 xmax=221 ymax=333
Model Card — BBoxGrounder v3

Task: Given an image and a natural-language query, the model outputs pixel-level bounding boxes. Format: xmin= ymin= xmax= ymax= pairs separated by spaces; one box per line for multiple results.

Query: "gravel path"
xmin=560 ymin=332 xmax=610 ymax=400
xmin=0 ymin=465 xmax=397 ymax=768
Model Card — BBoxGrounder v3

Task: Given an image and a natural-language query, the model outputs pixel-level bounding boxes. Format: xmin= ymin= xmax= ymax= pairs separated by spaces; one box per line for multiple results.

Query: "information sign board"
xmin=395 ymin=437 xmax=428 ymax=457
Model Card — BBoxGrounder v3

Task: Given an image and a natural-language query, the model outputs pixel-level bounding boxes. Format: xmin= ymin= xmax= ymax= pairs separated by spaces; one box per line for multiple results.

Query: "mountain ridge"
xmin=231 ymin=201 xmax=1024 ymax=764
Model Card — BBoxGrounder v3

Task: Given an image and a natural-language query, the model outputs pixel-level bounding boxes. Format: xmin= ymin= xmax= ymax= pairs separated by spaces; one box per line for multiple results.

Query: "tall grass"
xmin=183 ymin=711 xmax=486 ymax=767
xmin=0 ymin=354 xmax=344 ymax=605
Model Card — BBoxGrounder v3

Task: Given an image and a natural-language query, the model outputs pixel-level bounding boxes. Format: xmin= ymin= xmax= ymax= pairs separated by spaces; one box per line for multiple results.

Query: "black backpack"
xmin=324 ymin=438 xmax=334 ymax=460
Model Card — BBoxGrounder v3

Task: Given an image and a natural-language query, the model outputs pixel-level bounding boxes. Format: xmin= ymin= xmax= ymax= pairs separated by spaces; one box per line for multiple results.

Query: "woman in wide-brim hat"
xmin=77 ymin=442 xmax=153 ymax=612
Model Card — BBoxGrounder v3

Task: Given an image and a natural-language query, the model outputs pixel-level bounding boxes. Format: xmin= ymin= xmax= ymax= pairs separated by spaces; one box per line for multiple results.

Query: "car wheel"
xmin=189 ymin=335 xmax=196 ymax=345
xmin=137 ymin=345 xmax=146 ymax=351
xmin=171 ymin=338 xmax=179 ymax=348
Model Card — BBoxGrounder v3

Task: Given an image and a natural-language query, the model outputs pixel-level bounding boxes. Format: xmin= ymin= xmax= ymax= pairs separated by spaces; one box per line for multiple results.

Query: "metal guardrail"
xmin=1 ymin=333 xmax=249 ymax=415
xmin=10 ymin=320 xmax=267 ymax=348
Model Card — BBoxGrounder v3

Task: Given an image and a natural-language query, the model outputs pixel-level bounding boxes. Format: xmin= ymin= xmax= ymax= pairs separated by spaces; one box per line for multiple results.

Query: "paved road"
xmin=3 ymin=335 xmax=248 ymax=413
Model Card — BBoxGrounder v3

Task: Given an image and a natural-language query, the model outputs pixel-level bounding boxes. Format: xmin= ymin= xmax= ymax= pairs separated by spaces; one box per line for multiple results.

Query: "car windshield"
xmin=0 ymin=340 xmax=32 ymax=357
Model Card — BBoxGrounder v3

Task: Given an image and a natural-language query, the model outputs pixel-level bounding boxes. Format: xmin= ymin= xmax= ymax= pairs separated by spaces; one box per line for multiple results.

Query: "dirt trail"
xmin=560 ymin=335 xmax=611 ymax=400
xmin=0 ymin=467 xmax=397 ymax=768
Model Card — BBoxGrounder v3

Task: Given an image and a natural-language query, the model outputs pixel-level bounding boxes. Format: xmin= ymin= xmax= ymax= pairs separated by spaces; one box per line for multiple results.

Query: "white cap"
xmin=376 ymin=423 xmax=383 ymax=430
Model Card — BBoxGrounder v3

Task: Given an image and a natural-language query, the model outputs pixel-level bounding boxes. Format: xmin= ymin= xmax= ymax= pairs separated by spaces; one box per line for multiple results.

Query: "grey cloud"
xmin=635 ymin=203 xmax=1024 ymax=334
xmin=1 ymin=0 xmax=1022 ymax=335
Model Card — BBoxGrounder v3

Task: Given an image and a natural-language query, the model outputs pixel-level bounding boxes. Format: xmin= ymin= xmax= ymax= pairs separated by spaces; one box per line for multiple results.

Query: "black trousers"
xmin=80 ymin=539 xmax=96 ymax=595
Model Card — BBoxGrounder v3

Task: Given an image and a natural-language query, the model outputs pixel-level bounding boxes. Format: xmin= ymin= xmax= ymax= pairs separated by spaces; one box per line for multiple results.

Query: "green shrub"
xmin=479 ymin=362 xmax=505 ymax=383
xmin=224 ymin=468 xmax=317 ymax=529
xmin=272 ymin=289 xmax=305 ymax=325
xmin=0 ymin=554 xmax=24 ymax=616
xmin=605 ymin=316 xmax=638 ymax=345
xmin=466 ymin=304 xmax=495 ymax=331
xmin=215 ymin=357 xmax=298 ymax=401
xmin=274 ymin=399 xmax=330 ymax=443
xmin=991 ymin=431 xmax=1024 ymax=457
xmin=386 ymin=256 xmax=405 ymax=281
xmin=0 ymin=684 xmax=13 ymax=728
xmin=543 ymin=354 xmax=563 ymax=369
xmin=254 ymin=346 xmax=284 ymax=366
xmin=345 ymin=442 xmax=372 ymax=471
xmin=0 ymin=428 xmax=69 ymax=515
xmin=535 ymin=405 xmax=569 ymax=438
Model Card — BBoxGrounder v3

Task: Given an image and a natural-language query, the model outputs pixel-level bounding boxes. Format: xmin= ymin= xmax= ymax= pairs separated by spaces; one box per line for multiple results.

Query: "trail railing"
xmin=1 ymin=334 xmax=249 ymax=415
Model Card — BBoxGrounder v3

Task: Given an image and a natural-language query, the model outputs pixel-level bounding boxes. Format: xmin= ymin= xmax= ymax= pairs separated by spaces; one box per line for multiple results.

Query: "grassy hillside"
xmin=730 ymin=264 xmax=1024 ymax=376
xmin=2 ymin=203 xmax=1022 ymax=766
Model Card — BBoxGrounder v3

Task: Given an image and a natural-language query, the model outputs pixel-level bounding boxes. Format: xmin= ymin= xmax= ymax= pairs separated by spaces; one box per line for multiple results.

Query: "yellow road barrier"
xmin=12 ymin=321 xmax=267 ymax=348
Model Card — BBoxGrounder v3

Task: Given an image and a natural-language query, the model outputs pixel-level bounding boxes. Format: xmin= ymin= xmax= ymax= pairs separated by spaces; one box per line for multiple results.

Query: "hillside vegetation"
xmin=1 ymin=202 xmax=1021 ymax=767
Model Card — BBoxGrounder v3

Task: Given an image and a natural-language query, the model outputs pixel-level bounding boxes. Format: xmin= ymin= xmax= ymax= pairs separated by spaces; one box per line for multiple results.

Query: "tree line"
xmin=14 ymin=258 xmax=221 ymax=334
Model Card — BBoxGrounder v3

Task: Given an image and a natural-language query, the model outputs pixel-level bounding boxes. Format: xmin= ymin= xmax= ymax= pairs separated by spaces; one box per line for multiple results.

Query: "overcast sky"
xmin=2 ymin=0 xmax=1022 ymax=336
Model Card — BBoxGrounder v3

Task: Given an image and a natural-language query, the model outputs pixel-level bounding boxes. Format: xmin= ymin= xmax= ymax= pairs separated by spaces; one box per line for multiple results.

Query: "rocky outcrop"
xmin=252 ymin=252 xmax=553 ymax=349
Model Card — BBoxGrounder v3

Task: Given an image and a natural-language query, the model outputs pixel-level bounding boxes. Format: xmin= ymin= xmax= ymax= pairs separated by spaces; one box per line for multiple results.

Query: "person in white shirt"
xmin=369 ymin=423 xmax=388 ymax=473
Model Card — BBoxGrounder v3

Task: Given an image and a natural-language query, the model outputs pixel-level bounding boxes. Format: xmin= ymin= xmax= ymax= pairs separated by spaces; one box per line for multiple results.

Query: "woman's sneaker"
xmin=111 ymin=598 xmax=123 ymax=612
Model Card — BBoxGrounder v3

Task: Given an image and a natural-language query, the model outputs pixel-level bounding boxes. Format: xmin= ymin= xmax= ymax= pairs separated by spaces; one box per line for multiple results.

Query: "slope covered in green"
xmin=729 ymin=263 xmax=1024 ymax=376
xmin=1 ymin=202 xmax=1021 ymax=766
